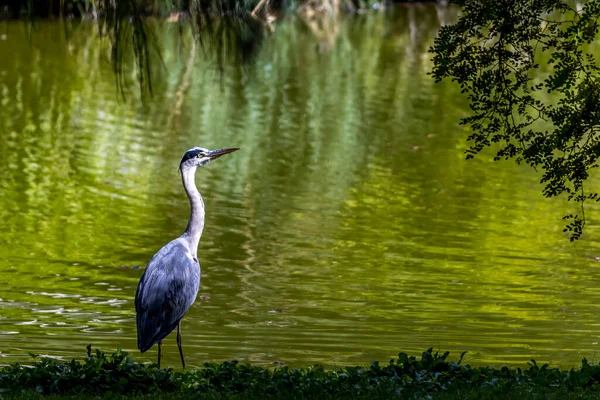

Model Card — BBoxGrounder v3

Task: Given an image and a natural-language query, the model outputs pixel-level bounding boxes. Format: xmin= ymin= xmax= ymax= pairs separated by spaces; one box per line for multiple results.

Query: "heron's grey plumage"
xmin=134 ymin=146 xmax=239 ymax=368
xmin=135 ymin=239 xmax=200 ymax=352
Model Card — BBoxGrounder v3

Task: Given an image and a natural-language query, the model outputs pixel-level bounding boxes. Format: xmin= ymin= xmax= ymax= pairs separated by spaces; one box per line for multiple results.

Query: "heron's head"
xmin=179 ymin=147 xmax=239 ymax=170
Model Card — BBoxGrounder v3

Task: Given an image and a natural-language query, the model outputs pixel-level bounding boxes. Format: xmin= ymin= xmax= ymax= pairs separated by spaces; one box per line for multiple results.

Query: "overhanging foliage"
xmin=431 ymin=0 xmax=600 ymax=240
xmin=3 ymin=0 xmax=385 ymax=97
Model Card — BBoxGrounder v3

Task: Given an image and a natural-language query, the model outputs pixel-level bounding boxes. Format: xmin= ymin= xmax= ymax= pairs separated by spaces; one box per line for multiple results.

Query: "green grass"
xmin=4 ymin=346 xmax=600 ymax=399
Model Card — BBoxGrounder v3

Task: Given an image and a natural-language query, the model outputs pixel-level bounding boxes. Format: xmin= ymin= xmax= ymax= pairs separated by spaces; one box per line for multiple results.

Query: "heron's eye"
xmin=196 ymin=153 xmax=203 ymax=158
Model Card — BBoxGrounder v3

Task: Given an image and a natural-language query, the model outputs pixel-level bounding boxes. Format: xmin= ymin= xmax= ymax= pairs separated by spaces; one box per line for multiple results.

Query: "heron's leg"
xmin=158 ymin=340 xmax=162 ymax=369
xmin=177 ymin=322 xmax=186 ymax=369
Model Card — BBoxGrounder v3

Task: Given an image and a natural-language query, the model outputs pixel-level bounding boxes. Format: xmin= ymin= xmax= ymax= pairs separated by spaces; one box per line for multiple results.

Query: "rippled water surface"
xmin=2 ymin=6 xmax=600 ymax=369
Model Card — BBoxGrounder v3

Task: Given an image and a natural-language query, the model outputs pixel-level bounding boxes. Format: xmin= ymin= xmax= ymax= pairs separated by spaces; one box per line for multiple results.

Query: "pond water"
xmin=2 ymin=5 xmax=600 ymax=369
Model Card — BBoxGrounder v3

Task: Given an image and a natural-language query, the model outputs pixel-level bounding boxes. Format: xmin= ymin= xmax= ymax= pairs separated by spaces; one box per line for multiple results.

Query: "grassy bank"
xmin=3 ymin=346 xmax=600 ymax=399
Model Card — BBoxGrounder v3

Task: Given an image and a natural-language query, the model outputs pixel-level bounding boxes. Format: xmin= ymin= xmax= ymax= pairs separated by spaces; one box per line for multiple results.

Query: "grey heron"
xmin=135 ymin=147 xmax=239 ymax=369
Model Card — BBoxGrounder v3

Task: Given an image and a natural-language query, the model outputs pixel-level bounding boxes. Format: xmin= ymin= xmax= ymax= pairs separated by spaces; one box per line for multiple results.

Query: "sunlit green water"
xmin=2 ymin=5 xmax=600 ymax=369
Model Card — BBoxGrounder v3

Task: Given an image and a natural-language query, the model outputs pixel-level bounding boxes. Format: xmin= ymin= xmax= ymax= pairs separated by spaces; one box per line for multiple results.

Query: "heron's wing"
xmin=135 ymin=240 xmax=200 ymax=352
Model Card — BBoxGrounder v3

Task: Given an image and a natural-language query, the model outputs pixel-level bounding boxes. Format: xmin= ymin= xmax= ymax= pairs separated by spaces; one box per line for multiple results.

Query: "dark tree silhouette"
xmin=431 ymin=0 xmax=600 ymax=240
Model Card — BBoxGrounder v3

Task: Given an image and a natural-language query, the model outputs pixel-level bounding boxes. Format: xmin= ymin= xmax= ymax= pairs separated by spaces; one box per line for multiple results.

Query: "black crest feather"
xmin=180 ymin=149 xmax=203 ymax=165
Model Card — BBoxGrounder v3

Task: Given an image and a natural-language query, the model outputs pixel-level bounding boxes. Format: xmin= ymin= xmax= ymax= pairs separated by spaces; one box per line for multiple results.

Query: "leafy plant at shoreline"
xmin=4 ymin=346 xmax=600 ymax=399
xmin=0 ymin=345 xmax=184 ymax=395
xmin=430 ymin=0 xmax=600 ymax=240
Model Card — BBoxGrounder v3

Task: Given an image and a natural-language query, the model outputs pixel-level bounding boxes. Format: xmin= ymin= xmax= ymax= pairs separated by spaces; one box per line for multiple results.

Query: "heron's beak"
xmin=208 ymin=148 xmax=240 ymax=160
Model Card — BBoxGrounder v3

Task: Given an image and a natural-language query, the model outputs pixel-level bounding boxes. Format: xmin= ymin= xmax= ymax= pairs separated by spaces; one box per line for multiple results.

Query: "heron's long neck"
xmin=181 ymin=166 xmax=205 ymax=256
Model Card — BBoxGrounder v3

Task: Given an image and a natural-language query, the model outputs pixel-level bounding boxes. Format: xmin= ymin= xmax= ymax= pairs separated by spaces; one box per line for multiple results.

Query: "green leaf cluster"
xmin=5 ymin=347 xmax=600 ymax=399
xmin=0 ymin=345 xmax=182 ymax=395
xmin=431 ymin=0 xmax=600 ymax=239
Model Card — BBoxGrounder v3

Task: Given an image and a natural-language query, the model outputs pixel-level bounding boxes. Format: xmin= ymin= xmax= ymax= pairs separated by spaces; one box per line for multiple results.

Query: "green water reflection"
xmin=1 ymin=5 xmax=600 ymax=369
